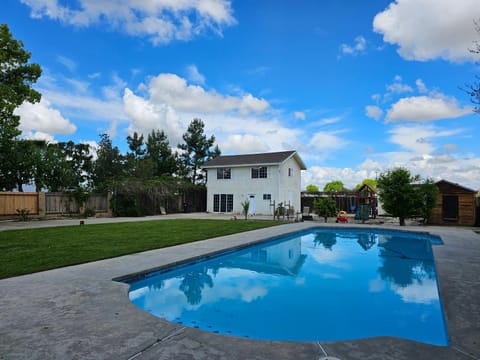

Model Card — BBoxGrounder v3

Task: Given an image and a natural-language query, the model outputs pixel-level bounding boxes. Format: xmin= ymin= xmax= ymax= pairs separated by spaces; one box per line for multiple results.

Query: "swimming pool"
xmin=125 ymin=227 xmax=449 ymax=346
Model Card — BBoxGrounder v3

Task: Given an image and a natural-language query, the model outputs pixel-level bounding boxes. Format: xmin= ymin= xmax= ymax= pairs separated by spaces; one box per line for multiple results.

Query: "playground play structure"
xmin=301 ymin=183 xmax=378 ymax=222
xmin=354 ymin=184 xmax=377 ymax=221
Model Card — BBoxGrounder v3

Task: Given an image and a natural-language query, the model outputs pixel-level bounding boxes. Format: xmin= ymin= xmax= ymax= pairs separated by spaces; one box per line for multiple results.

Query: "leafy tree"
xmin=355 ymin=178 xmax=378 ymax=191
xmin=313 ymin=197 xmax=338 ymax=223
xmin=29 ymin=140 xmax=49 ymax=192
xmin=305 ymin=184 xmax=319 ymax=192
xmin=39 ymin=143 xmax=69 ymax=192
xmin=37 ymin=141 xmax=94 ymax=192
xmin=11 ymin=139 xmax=43 ymax=191
xmin=125 ymin=132 xmax=148 ymax=178
xmin=93 ymin=133 xmax=124 ymax=192
xmin=417 ymin=179 xmax=439 ymax=224
xmin=377 ymin=168 xmax=420 ymax=226
xmin=126 ymin=132 xmax=146 ymax=159
xmin=0 ymin=24 xmax=42 ymax=190
xmin=145 ymin=129 xmax=177 ymax=177
xmin=60 ymin=141 xmax=94 ymax=189
xmin=178 ymin=118 xmax=219 ymax=184
xmin=323 ymin=180 xmax=346 ymax=192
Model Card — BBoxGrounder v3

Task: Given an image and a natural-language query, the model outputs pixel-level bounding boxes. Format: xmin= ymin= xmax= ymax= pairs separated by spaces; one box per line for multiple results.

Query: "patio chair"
xmin=302 ymin=206 xmax=313 ymax=221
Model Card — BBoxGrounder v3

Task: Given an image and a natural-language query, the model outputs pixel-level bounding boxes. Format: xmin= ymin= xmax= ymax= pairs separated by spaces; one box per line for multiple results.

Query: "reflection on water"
xmin=226 ymin=238 xmax=307 ymax=277
xmin=377 ymin=235 xmax=435 ymax=289
xmin=357 ymin=233 xmax=376 ymax=250
xmin=179 ymin=267 xmax=214 ymax=305
xmin=313 ymin=232 xmax=337 ymax=250
xmin=127 ymin=228 xmax=448 ymax=346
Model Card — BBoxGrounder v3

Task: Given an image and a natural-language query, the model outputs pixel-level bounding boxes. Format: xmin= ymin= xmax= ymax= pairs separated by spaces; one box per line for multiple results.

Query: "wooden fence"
xmin=0 ymin=192 xmax=41 ymax=216
xmin=0 ymin=189 xmax=206 ymax=218
xmin=0 ymin=192 xmax=110 ymax=218
xmin=45 ymin=193 xmax=109 ymax=215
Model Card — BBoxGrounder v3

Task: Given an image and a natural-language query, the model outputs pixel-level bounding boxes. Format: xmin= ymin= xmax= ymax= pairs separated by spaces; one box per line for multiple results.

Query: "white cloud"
xmin=365 ymin=105 xmax=383 ymax=120
xmin=186 ymin=64 xmax=206 ymax=85
xmin=37 ymin=71 xmax=128 ymax=126
xmin=304 ymin=149 xmax=480 ymax=192
xmin=294 ymin=111 xmax=306 ymax=120
xmin=56 ymin=55 xmax=77 ymax=72
xmin=102 ymin=73 xmax=127 ymax=100
xmin=220 ymin=134 xmax=270 ymax=154
xmin=211 ymin=115 xmax=303 ymax=154
xmin=147 ymin=73 xmax=269 ymax=114
xmin=373 ymin=0 xmax=480 ymax=62
xmin=21 ymin=131 xmax=55 ymax=143
xmin=339 ymin=36 xmax=367 ymax=56
xmin=21 ymin=0 xmax=236 ymax=45
xmin=307 ymin=131 xmax=349 ymax=156
xmin=123 ymin=73 xmax=305 ymax=154
xmin=15 ymin=98 xmax=77 ymax=135
xmin=388 ymin=124 xmax=463 ymax=154
xmin=386 ymin=95 xmax=473 ymax=122
xmin=123 ymin=88 xmax=185 ymax=146
xmin=314 ymin=117 xmax=341 ymax=126
xmin=88 ymin=72 xmax=101 ymax=79
xmin=386 ymin=81 xmax=413 ymax=94
xmin=416 ymin=79 xmax=428 ymax=93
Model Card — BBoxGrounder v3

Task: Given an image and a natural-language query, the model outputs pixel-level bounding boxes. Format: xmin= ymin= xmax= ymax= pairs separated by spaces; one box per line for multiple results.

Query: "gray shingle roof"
xmin=202 ymin=150 xmax=306 ymax=169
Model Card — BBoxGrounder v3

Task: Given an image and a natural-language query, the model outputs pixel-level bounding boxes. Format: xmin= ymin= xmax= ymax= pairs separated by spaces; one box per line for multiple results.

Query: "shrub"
xmin=313 ymin=197 xmax=337 ymax=222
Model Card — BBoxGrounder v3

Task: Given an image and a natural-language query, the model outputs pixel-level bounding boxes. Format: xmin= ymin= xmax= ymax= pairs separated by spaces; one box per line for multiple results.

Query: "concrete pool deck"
xmin=0 ymin=216 xmax=479 ymax=359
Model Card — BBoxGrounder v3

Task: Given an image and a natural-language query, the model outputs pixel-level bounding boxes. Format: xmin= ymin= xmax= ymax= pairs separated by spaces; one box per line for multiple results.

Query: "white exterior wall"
xmin=206 ymin=166 xmax=279 ymax=215
xmin=277 ymin=157 xmax=302 ymax=213
xmin=205 ymin=156 xmax=303 ymax=215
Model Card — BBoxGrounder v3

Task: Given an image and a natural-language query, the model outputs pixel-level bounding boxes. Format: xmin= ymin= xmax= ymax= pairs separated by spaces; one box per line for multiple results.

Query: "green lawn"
xmin=0 ymin=219 xmax=282 ymax=279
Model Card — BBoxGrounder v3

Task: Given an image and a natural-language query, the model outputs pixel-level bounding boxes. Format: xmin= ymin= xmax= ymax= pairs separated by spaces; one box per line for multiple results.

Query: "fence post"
xmin=106 ymin=192 xmax=113 ymax=217
xmin=38 ymin=192 xmax=46 ymax=218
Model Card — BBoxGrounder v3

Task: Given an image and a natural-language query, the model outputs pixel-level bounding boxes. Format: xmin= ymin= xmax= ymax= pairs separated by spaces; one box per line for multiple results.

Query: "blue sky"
xmin=3 ymin=0 xmax=480 ymax=190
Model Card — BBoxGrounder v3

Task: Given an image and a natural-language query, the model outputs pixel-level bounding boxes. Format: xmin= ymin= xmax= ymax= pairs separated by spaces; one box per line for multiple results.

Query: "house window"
xmin=288 ymin=168 xmax=293 ymax=177
xmin=251 ymin=166 xmax=267 ymax=179
xmin=217 ymin=168 xmax=231 ymax=179
xmin=213 ymin=194 xmax=233 ymax=213
xmin=263 ymin=194 xmax=271 ymax=200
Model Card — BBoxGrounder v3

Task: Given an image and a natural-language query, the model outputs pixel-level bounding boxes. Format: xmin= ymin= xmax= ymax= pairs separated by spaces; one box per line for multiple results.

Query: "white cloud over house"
xmin=146 ymin=73 xmax=269 ymax=115
xmin=123 ymin=73 xmax=304 ymax=154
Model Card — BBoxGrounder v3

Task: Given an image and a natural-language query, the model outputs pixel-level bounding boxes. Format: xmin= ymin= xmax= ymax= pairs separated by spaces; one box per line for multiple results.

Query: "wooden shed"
xmin=430 ymin=180 xmax=477 ymax=226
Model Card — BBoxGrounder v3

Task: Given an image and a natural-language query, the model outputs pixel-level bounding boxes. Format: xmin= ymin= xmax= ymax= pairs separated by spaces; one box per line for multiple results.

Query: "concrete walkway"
xmin=0 ymin=215 xmax=479 ymax=359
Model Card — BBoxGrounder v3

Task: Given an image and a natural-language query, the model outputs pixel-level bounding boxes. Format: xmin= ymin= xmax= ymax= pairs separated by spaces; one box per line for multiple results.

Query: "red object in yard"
xmin=336 ymin=211 xmax=348 ymax=223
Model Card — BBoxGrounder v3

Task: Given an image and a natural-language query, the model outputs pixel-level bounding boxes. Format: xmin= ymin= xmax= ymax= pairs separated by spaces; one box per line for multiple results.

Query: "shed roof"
xmin=202 ymin=150 xmax=307 ymax=170
xmin=435 ymin=180 xmax=476 ymax=193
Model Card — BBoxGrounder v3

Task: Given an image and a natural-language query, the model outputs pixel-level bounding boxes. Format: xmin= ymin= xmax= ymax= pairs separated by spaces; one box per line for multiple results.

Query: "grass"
xmin=0 ymin=219 xmax=282 ymax=279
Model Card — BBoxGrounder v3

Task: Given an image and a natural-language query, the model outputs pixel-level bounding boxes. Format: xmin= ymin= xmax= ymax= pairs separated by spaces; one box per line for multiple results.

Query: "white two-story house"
xmin=201 ymin=150 xmax=306 ymax=215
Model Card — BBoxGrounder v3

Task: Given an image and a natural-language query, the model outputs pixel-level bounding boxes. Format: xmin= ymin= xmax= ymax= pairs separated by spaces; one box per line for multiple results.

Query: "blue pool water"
xmin=125 ymin=228 xmax=449 ymax=346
